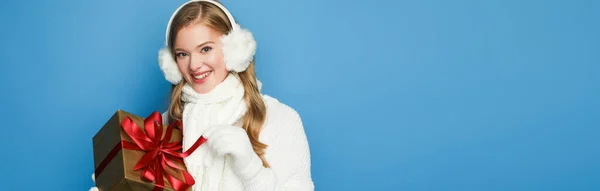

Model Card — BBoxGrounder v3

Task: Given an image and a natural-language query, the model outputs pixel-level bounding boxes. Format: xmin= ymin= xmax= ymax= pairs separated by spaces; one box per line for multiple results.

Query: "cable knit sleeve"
xmin=242 ymin=96 xmax=315 ymax=191
xmin=161 ymin=111 xmax=169 ymax=125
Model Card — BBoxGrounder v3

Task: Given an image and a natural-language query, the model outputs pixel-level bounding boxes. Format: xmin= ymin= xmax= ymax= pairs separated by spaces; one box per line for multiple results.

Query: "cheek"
xmin=207 ymin=50 xmax=229 ymax=80
xmin=207 ymin=50 xmax=226 ymax=71
xmin=176 ymin=60 xmax=189 ymax=75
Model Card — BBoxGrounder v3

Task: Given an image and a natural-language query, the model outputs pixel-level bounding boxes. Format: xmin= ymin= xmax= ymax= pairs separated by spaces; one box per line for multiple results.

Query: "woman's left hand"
xmin=202 ymin=125 xmax=264 ymax=180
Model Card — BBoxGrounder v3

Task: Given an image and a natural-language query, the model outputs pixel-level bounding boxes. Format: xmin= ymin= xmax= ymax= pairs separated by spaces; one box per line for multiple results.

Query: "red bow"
xmin=120 ymin=111 xmax=206 ymax=191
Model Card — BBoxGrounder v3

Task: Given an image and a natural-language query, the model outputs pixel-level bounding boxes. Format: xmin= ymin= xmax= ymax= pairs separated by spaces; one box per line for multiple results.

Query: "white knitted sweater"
xmin=89 ymin=75 xmax=313 ymax=191
xmin=162 ymin=94 xmax=314 ymax=191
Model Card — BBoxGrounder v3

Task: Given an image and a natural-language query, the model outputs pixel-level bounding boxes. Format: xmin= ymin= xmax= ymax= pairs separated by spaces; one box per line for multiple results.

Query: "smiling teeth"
xmin=193 ymin=72 xmax=210 ymax=79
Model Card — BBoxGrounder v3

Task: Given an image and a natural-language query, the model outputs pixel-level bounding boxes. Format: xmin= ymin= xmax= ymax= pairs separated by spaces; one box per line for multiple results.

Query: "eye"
xmin=201 ymin=46 xmax=212 ymax=53
xmin=175 ymin=52 xmax=188 ymax=59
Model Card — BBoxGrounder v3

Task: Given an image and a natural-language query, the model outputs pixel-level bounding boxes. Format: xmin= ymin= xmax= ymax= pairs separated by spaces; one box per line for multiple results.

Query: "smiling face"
xmin=173 ymin=23 xmax=229 ymax=94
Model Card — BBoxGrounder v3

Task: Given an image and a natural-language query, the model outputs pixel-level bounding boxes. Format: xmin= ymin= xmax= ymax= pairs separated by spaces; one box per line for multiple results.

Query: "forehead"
xmin=174 ymin=23 xmax=223 ymax=49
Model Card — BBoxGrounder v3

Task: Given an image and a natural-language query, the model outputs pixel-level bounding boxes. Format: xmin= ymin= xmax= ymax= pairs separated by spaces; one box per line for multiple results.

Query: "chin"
xmin=190 ymin=78 xmax=217 ymax=94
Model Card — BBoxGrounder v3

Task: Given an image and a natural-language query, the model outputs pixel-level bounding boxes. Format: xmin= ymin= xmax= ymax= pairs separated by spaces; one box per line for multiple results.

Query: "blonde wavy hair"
xmin=166 ymin=1 xmax=269 ymax=168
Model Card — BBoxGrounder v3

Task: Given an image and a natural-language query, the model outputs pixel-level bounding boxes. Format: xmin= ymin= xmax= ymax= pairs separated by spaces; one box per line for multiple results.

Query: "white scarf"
xmin=180 ymin=73 xmax=247 ymax=191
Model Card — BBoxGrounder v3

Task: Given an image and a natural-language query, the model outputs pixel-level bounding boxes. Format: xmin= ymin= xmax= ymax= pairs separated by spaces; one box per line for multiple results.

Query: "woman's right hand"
xmin=89 ymin=173 xmax=99 ymax=191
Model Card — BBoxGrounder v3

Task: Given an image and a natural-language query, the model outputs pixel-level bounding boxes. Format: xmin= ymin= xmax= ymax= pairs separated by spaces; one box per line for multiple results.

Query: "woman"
xmin=90 ymin=0 xmax=314 ymax=190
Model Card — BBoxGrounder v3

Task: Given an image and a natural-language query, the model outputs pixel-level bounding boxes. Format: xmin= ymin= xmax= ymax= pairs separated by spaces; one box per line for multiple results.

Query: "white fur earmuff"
xmin=222 ymin=23 xmax=257 ymax=73
xmin=158 ymin=0 xmax=256 ymax=85
xmin=158 ymin=47 xmax=182 ymax=84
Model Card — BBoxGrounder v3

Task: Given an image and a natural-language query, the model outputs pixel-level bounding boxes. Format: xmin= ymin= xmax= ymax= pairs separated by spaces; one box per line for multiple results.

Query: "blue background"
xmin=1 ymin=0 xmax=598 ymax=190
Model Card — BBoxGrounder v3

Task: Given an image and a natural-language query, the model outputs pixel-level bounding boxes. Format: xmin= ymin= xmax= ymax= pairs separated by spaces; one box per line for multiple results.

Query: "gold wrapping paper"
xmin=92 ymin=110 xmax=192 ymax=191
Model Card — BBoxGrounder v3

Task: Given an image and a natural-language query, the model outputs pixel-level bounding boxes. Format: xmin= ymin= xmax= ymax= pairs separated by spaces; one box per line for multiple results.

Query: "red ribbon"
xmin=94 ymin=111 xmax=207 ymax=191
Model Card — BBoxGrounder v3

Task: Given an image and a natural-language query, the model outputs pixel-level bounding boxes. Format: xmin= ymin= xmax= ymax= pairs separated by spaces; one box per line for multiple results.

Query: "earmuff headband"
xmin=164 ymin=0 xmax=237 ymax=46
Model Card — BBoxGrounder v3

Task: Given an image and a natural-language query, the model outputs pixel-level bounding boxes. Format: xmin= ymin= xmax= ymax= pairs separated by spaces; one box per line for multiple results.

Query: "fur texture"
xmin=221 ymin=23 xmax=257 ymax=73
xmin=158 ymin=47 xmax=182 ymax=84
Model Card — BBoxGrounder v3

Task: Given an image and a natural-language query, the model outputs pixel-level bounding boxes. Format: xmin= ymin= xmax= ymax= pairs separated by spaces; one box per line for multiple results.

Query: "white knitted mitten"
xmin=89 ymin=173 xmax=99 ymax=191
xmin=202 ymin=125 xmax=264 ymax=181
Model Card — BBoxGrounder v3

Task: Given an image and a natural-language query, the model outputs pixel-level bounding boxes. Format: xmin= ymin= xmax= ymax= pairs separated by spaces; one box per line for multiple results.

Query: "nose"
xmin=189 ymin=53 xmax=204 ymax=71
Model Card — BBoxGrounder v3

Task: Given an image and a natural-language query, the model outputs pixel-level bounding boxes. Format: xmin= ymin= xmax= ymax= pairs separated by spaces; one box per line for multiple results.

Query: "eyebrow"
xmin=175 ymin=41 xmax=215 ymax=51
